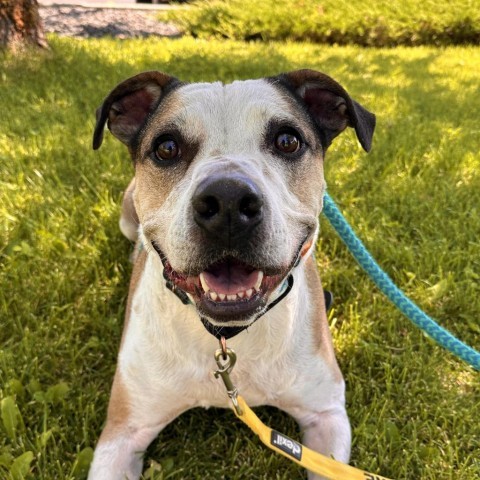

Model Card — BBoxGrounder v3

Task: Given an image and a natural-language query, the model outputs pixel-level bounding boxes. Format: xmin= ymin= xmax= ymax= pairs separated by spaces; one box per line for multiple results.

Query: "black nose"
xmin=192 ymin=175 xmax=264 ymax=242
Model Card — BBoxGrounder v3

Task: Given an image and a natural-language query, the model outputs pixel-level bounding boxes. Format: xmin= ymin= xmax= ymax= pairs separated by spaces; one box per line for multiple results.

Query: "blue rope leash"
xmin=322 ymin=192 xmax=480 ymax=371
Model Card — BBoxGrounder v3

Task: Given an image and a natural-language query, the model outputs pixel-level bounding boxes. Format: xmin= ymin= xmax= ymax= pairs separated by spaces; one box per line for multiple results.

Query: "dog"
xmin=88 ymin=69 xmax=375 ymax=479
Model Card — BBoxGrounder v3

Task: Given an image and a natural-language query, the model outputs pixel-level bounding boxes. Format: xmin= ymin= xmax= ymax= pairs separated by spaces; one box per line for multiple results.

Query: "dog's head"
xmin=93 ymin=70 xmax=375 ymax=329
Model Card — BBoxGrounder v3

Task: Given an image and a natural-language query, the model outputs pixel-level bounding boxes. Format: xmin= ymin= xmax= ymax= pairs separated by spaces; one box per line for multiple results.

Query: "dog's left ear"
xmin=93 ymin=71 xmax=179 ymax=150
xmin=276 ymin=69 xmax=376 ymax=152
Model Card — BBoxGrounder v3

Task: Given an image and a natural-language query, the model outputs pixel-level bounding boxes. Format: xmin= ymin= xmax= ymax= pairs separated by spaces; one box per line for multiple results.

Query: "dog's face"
xmin=93 ymin=70 xmax=375 ymax=328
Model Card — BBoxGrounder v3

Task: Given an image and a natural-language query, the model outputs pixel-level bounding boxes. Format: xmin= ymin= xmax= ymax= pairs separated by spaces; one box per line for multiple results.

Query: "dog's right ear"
xmin=93 ymin=71 xmax=179 ymax=150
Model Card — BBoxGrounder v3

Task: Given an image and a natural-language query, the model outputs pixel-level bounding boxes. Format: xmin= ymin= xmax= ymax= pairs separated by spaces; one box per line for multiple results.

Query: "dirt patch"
xmin=40 ymin=5 xmax=180 ymax=38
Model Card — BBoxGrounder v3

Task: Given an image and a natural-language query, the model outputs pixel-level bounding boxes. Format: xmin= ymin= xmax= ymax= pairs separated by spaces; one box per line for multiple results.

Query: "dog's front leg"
xmin=300 ymin=408 xmax=351 ymax=480
xmin=87 ymin=422 xmax=165 ymax=480
xmin=88 ymin=373 xmax=184 ymax=480
xmin=280 ymin=381 xmax=351 ymax=480
xmin=284 ymin=402 xmax=351 ymax=480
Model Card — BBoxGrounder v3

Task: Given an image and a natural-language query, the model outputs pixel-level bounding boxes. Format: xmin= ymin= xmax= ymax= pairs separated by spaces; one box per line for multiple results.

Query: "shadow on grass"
xmin=145 ymin=405 xmax=303 ymax=479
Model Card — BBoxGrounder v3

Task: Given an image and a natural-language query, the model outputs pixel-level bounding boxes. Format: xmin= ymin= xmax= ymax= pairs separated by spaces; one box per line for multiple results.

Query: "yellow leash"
xmin=214 ymin=344 xmax=393 ymax=480
xmin=233 ymin=395 xmax=391 ymax=480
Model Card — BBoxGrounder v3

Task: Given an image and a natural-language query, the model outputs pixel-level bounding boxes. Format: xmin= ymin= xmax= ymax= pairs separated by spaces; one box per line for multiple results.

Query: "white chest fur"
xmin=118 ymin=254 xmax=340 ymax=423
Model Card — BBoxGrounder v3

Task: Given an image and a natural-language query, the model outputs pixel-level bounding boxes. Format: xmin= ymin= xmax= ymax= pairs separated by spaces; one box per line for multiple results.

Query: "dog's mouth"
xmin=153 ymin=239 xmax=312 ymax=324
xmin=163 ymin=255 xmax=286 ymax=324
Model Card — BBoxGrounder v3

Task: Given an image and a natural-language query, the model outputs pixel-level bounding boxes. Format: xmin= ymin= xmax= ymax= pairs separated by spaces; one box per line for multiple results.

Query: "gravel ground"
xmin=39 ymin=5 xmax=181 ymax=39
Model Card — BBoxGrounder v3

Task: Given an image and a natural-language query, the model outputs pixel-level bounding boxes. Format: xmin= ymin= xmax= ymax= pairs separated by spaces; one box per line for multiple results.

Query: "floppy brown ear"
xmin=277 ymin=69 xmax=376 ymax=152
xmin=93 ymin=71 xmax=179 ymax=150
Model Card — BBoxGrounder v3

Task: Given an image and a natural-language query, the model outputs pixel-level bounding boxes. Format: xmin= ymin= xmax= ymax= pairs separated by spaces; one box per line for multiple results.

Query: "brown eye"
xmin=155 ymin=138 xmax=179 ymax=161
xmin=274 ymin=131 xmax=301 ymax=154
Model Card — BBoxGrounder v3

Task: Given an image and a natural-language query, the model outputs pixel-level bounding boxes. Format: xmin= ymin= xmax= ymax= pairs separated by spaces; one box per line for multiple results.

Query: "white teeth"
xmin=255 ymin=271 xmax=264 ymax=291
xmin=207 ymin=290 xmax=254 ymax=301
xmin=205 ymin=285 xmax=261 ymax=302
xmin=199 ymin=273 xmax=209 ymax=293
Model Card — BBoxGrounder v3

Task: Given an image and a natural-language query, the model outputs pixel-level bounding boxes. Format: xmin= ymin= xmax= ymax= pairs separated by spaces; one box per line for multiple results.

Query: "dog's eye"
xmin=274 ymin=130 xmax=301 ymax=154
xmin=154 ymin=138 xmax=180 ymax=162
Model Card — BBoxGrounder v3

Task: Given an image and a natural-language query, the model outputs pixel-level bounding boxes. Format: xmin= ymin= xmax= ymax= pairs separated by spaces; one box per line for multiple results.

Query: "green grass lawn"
xmin=0 ymin=37 xmax=479 ymax=479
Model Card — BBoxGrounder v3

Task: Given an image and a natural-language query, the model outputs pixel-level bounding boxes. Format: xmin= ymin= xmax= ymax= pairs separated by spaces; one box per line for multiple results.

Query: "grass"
xmin=167 ymin=0 xmax=480 ymax=46
xmin=0 ymin=36 xmax=479 ymax=479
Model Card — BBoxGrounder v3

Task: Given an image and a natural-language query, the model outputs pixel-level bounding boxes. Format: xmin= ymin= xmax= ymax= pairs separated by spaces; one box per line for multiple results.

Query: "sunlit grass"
xmin=0 ymin=37 xmax=479 ymax=479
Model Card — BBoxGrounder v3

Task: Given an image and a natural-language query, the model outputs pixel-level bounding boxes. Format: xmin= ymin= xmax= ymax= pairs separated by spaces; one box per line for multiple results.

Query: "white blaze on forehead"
xmin=173 ymin=79 xmax=299 ymax=154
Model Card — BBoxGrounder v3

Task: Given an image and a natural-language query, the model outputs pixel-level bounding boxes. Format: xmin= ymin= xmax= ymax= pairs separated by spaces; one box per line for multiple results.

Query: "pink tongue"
xmin=202 ymin=261 xmax=259 ymax=295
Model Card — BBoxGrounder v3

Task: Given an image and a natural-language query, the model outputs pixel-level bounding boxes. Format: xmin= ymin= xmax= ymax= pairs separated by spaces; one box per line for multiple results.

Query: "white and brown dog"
xmin=89 ymin=69 xmax=375 ymax=479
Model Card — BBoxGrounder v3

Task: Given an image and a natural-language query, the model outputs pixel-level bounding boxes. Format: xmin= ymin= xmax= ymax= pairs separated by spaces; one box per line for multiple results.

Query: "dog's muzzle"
xmin=151 ymin=173 xmax=314 ymax=338
xmin=152 ymin=240 xmax=306 ymax=339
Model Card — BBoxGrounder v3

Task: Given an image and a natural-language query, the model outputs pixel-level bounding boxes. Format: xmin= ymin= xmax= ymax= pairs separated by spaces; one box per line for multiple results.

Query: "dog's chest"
xmin=119 ymin=255 xmax=336 ymax=418
xmin=121 ymin=306 xmax=301 ymax=409
xmin=122 ymin=277 xmax=302 ymax=400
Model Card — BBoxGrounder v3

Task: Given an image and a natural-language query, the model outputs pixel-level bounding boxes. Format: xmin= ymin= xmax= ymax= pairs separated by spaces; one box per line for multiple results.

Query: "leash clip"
xmin=214 ymin=340 xmax=243 ymax=415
